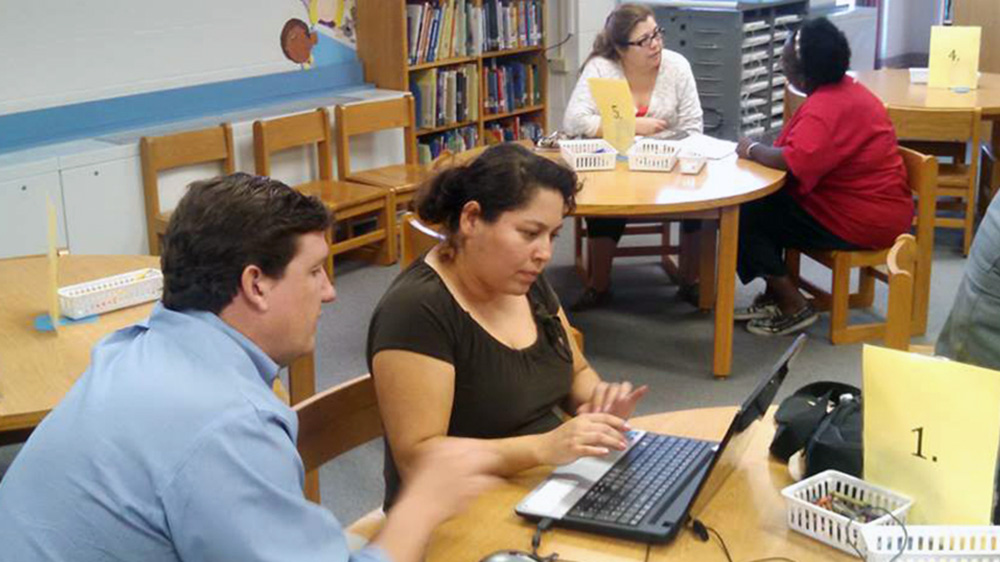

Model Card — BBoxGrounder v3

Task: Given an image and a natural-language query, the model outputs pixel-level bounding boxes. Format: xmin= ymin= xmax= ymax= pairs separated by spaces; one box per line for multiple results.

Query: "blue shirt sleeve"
xmin=161 ymin=407 xmax=391 ymax=562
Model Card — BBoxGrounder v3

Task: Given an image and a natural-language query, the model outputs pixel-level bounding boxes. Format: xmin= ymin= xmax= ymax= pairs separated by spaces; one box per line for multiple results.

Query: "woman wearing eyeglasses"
xmin=367 ymin=144 xmax=649 ymax=509
xmin=564 ymin=3 xmax=704 ymax=311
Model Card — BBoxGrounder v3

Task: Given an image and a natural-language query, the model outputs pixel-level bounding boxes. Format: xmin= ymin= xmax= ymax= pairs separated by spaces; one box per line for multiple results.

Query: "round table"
xmin=854 ymin=68 xmax=1000 ymax=200
xmin=0 ymin=255 xmax=159 ymax=436
xmin=349 ymin=406 xmax=855 ymax=562
xmin=571 ymin=157 xmax=786 ymax=377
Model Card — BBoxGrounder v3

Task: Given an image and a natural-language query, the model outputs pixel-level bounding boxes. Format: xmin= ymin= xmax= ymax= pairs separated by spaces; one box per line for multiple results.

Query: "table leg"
xmin=713 ymin=206 xmax=739 ymax=378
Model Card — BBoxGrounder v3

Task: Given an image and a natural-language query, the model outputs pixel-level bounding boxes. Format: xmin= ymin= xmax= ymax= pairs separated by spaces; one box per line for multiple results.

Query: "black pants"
xmin=586 ymin=217 xmax=701 ymax=243
xmin=737 ymin=190 xmax=859 ymax=284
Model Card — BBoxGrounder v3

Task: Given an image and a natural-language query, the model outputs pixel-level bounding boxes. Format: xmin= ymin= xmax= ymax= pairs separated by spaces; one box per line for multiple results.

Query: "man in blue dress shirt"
xmin=0 ymin=173 xmax=498 ymax=562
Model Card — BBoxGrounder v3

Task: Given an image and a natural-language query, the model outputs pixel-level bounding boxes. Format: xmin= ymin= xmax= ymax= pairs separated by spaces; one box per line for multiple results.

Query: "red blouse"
xmin=777 ymin=77 xmax=913 ymax=249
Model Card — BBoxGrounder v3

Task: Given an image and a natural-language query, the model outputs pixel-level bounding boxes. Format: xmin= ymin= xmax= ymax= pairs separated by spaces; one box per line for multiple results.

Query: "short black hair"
xmin=796 ymin=17 xmax=851 ymax=87
xmin=415 ymin=143 xmax=579 ymax=249
xmin=161 ymin=173 xmax=331 ymax=313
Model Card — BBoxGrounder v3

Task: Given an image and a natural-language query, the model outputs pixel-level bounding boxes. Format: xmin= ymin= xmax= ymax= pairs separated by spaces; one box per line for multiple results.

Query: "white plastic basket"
xmin=627 ymin=139 xmax=680 ymax=172
xmin=862 ymin=525 xmax=1000 ymax=562
xmin=558 ymin=139 xmax=617 ymax=171
xmin=782 ymin=470 xmax=914 ymax=558
xmin=58 ymin=268 xmax=163 ymax=320
xmin=678 ymin=151 xmax=708 ymax=175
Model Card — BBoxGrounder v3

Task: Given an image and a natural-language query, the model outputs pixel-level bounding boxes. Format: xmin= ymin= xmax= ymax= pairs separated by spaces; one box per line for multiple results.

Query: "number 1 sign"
xmin=863 ymin=345 xmax=1000 ymax=524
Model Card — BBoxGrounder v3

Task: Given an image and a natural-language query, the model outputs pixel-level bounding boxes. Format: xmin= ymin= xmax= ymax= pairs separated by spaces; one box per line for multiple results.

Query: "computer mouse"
xmin=478 ymin=549 xmax=540 ymax=562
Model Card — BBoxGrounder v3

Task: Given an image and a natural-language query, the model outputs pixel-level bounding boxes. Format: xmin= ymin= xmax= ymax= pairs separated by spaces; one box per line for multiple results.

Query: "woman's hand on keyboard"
xmin=577 ymin=381 xmax=650 ymax=420
xmin=537 ymin=413 xmax=630 ymax=465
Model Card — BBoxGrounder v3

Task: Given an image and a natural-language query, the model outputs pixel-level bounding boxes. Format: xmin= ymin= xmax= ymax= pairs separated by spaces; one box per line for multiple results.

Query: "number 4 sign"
xmin=863 ymin=346 xmax=1000 ymax=524
xmin=928 ymin=25 xmax=981 ymax=90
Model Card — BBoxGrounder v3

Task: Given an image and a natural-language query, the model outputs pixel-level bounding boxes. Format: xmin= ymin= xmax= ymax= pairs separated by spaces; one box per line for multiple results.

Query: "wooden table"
xmin=0 ymin=255 xmax=159 ymax=438
xmin=854 ymin=68 xmax=1000 ymax=198
xmin=349 ymin=406 xmax=853 ymax=562
xmin=571 ymin=157 xmax=786 ymax=377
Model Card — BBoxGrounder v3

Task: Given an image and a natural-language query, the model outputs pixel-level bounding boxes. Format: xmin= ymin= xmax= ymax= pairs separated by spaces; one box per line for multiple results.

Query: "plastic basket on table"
xmin=862 ymin=525 xmax=1000 ymax=562
xmin=782 ymin=470 xmax=914 ymax=558
xmin=58 ymin=268 xmax=164 ymax=320
xmin=558 ymin=139 xmax=617 ymax=171
xmin=678 ymin=151 xmax=708 ymax=175
xmin=627 ymin=139 xmax=680 ymax=172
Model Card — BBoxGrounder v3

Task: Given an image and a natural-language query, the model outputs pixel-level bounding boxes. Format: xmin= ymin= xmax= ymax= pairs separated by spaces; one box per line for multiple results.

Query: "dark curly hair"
xmin=788 ymin=17 xmax=851 ymax=90
xmin=161 ymin=173 xmax=331 ymax=313
xmin=415 ymin=143 xmax=580 ymax=254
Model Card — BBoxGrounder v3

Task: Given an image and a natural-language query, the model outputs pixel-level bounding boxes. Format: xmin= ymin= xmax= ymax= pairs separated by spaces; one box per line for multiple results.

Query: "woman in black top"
xmin=368 ymin=144 xmax=649 ymax=507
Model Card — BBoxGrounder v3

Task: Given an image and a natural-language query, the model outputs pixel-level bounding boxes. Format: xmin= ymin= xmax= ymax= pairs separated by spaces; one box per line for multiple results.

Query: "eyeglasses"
xmin=626 ymin=26 xmax=664 ymax=49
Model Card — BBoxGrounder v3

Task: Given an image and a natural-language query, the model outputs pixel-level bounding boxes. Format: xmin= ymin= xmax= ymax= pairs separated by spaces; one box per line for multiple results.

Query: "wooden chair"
xmin=883 ymin=234 xmax=917 ymax=351
xmin=786 ymin=147 xmax=937 ymax=344
xmin=782 ymin=83 xmax=807 ymax=124
xmin=139 ymin=124 xmax=235 ymax=255
xmin=401 ymin=212 xmax=585 ymax=351
xmin=254 ymin=108 xmax=397 ymax=282
xmin=294 ymin=375 xmax=382 ymax=505
xmin=334 ymin=96 xmax=430 ymax=215
xmin=888 ymin=106 xmax=982 ymax=255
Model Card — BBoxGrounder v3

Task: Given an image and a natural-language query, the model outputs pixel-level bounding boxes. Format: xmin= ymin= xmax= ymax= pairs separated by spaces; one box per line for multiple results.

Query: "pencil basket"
xmin=627 ymin=139 xmax=680 ymax=172
xmin=861 ymin=525 xmax=1000 ymax=561
xmin=558 ymin=139 xmax=617 ymax=171
xmin=782 ymin=470 xmax=914 ymax=558
xmin=58 ymin=268 xmax=163 ymax=320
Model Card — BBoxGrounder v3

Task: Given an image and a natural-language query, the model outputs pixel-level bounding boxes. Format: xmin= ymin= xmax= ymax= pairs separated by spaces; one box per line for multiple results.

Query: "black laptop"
xmin=515 ymin=334 xmax=805 ymax=543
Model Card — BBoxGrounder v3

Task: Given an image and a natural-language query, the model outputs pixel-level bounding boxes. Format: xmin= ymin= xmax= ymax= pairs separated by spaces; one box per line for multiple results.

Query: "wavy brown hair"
xmin=581 ymin=3 xmax=655 ymax=69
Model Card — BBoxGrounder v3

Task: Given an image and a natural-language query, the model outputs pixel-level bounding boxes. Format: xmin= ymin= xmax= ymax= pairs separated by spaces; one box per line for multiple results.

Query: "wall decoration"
xmin=282 ymin=0 xmax=357 ymax=69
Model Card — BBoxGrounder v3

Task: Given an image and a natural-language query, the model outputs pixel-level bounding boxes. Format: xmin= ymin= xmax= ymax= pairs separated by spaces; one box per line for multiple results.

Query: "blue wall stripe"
xmin=0 ymin=61 xmax=365 ymax=154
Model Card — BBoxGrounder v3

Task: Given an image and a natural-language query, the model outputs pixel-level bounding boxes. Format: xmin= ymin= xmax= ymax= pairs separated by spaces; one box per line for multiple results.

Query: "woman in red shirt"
xmin=734 ymin=17 xmax=912 ymax=336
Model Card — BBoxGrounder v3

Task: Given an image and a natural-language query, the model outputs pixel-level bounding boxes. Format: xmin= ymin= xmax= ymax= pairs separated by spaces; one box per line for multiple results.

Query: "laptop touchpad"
xmin=517 ymin=477 xmax=587 ymax=519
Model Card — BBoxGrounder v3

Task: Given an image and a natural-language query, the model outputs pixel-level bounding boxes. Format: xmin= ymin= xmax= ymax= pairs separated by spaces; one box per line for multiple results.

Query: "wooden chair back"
xmin=334 ymin=96 xmax=417 ymax=179
xmin=139 ymin=124 xmax=235 ymax=254
xmin=401 ymin=212 xmax=445 ymax=267
xmin=294 ymin=374 xmax=382 ymax=504
xmin=884 ymin=234 xmax=917 ymax=351
xmin=888 ymin=106 xmax=982 ymax=143
xmin=783 ymin=83 xmax=808 ymax=123
xmin=254 ymin=108 xmax=334 ymax=180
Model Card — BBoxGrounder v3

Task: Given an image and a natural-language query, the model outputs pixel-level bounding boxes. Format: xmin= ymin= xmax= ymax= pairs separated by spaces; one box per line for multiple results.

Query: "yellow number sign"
xmin=588 ymin=78 xmax=635 ymax=154
xmin=928 ymin=25 xmax=981 ymax=90
xmin=863 ymin=345 xmax=1000 ymax=524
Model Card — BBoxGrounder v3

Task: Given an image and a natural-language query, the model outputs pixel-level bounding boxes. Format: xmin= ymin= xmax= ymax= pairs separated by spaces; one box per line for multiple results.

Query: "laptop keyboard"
xmin=566 ymin=433 xmax=714 ymax=527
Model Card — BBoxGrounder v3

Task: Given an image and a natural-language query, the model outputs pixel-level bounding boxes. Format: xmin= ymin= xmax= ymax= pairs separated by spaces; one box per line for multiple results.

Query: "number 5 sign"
xmin=863 ymin=345 xmax=1000 ymax=524
xmin=928 ymin=25 xmax=981 ymax=90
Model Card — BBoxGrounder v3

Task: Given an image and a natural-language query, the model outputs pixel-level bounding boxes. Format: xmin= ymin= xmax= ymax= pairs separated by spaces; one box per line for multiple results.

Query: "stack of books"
xmin=483 ymin=60 xmax=541 ymax=115
xmin=418 ymin=125 xmax=480 ymax=163
xmin=406 ymin=0 xmax=543 ymax=64
xmin=411 ymin=63 xmax=480 ymax=129
xmin=484 ymin=117 xmax=543 ymax=144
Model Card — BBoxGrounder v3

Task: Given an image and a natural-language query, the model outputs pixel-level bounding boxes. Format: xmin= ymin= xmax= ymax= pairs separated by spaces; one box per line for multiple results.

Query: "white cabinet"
xmin=0 ymin=171 xmax=68 ymax=259
xmin=61 ymin=157 xmax=148 ymax=255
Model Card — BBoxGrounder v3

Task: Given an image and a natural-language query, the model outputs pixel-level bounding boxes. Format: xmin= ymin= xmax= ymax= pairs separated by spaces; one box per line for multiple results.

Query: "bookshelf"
xmin=357 ymin=0 xmax=548 ymax=163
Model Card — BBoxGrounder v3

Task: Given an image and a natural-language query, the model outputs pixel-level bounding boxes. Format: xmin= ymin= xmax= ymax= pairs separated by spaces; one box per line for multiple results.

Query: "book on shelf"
xmin=411 ymin=63 xmax=479 ymax=129
xmin=418 ymin=125 xmax=480 ymax=164
xmin=406 ymin=0 xmax=542 ymax=65
xmin=484 ymin=116 xmax=543 ymax=144
xmin=483 ymin=59 xmax=541 ymax=115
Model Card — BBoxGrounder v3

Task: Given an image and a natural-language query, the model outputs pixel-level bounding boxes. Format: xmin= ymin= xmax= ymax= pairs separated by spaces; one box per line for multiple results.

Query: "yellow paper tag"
xmin=46 ymin=195 xmax=61 ymax=332
xmin=588 ymin=77 xmax=636 ymax=154
xmin=863 ymin=345 xmax=1000 ymax=524
xmin=928 ymin=25 xmax=981 ymax=90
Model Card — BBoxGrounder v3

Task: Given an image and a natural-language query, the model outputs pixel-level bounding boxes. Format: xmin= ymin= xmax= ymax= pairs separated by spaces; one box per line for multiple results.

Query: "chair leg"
xmin=829 ymin=256 xmax=852 ymax=344
xmin=374 ymin=199 xmax=398 ymax=266
xmin=325 ymin=227 xmax=336 ymax=284
xmin=574 ymin=217 xmax=588 ymax=282
xmin=855 ymin=266 xmax=876 ymax=308
xmin=697 ymin=224 xmax=717 ymax=311
xmin=963 ymin=191 xmax=976 ymax=256
xmin=786 ymin=249 xmax=801 ymax=284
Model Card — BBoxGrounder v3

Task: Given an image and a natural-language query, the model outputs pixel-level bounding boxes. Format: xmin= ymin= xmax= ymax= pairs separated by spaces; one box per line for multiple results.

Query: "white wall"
xmin=0 ymin=0 xmax=310 ymax=116
xmin=880 ymin=0 xmax=944 ymax=62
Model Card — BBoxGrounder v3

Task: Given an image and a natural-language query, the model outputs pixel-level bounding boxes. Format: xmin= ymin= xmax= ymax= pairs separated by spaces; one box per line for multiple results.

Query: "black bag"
xmin=770 ymin=382 xmax=862 ymax=478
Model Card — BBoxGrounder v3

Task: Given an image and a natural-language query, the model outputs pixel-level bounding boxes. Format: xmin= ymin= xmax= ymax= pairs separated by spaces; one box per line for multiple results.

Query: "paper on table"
xmin=588 ymin=77 xmax=636 ymax=154
xmin=46 ymin=195 xmax=60 ymax=333
xmin=863 ymin=345 xmax=1000 ymax=524
xmin=673 ymin=133 xmax=737 ymax=160
xmin=928 ymin=25 xmax=981 ymax=90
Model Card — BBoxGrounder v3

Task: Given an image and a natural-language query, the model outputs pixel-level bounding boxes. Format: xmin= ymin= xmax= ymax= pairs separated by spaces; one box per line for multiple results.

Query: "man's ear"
xmin=458 ymin=200 xmax=482 ymax=237
xmin=238 ymin=264 xmax=271 ymax=313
